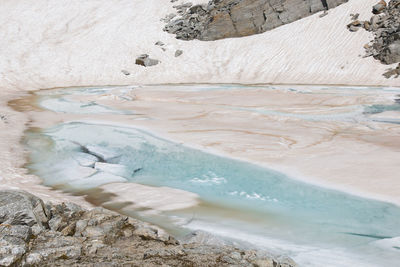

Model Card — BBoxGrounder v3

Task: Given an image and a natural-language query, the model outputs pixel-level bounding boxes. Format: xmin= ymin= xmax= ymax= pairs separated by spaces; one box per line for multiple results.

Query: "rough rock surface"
xmin=0 ymin=190 xmax=296 ymax=267
xmin=164 ymin=0 xmax=349 ymax=40
xmin=135 ymin=54 xmax=160 ymax=67
xmin=348 ymin=0 xmax=400 ymax=77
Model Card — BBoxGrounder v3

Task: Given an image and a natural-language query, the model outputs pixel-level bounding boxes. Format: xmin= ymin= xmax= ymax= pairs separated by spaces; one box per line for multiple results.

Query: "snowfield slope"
xmin=0 ymin=0 xmax=398 ymax=91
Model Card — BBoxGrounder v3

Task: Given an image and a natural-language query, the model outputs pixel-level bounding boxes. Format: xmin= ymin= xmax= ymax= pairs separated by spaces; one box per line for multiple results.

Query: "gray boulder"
xmin=135 ymin=54 xmax=160 ymax=67
xmin=0 ymin=190 xmax=49 ymax=229
xmin=373 ymin=0 xmax=387 ymax=14
xmin=383 ymin=41 xmax=400 ymax=64
xmin=175 ymin=49 xmax=183 ymax=57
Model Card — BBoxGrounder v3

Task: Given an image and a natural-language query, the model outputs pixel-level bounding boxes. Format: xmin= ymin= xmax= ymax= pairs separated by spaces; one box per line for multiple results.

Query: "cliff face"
xmin=164 ymin=0 xmax=349 ymax=40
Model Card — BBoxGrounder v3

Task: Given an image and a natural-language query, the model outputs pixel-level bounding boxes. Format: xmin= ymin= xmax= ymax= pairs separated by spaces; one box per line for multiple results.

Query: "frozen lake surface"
xmin=24 ymin=85 xmax=400 ymax=266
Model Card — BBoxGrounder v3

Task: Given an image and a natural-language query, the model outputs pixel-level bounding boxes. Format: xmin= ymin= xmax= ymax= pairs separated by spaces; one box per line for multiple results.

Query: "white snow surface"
xmin=0 ymin=0 xmax=398 ymax=91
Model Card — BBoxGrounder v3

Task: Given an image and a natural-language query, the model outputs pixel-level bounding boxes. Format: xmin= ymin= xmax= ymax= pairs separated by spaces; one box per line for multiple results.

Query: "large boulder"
xmin=382 ymin=41 xmax=400 ymax=64
xmin=135 ymin=54 xmax=160 ymax=67
xmin=0 ymin=190 xmax=49 ymax=229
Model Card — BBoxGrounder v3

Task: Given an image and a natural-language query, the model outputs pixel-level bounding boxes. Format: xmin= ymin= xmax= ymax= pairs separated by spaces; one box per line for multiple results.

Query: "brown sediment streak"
xmin=169 ymin=128 xmax=297 ymax=147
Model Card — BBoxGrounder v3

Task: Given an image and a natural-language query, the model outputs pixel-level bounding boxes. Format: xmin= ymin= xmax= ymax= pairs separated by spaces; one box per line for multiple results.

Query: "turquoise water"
xmin=24 ymin=85 xmax=400 ymax=266
xmin=26 ymin=122 xmax=400 ymax=266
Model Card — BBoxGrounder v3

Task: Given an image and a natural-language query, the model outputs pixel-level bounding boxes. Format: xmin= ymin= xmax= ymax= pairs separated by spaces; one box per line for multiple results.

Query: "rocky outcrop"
xmin=0 ymin=190 xmax=296 ymax=266
xmin=348 ymin=0 xmax=400 ymax=78
xmin=163 ymin=0 xmax=349 ymax=41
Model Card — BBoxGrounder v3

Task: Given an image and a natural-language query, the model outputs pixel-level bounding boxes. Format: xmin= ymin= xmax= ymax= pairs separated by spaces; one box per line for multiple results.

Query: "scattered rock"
xmin=350 ymin=13 xmax=360 ymax=20
xmin=383 ymin=63 xmax=400 ymax=78
xmin=347 ymin=20 xmax=362 ymax=32
xmin=373 ymin=0 xmax=387 ymax=14
xmin=0 ymin=190 xmax=297 ymax=266
xmin=135 ymin=54 xmax=160 ymax=67
xmin=0 ymin=115 xmax=7 ymax=123
xmin=121 ymin=69 xmax=130 ymax=76
xmin=155 ymin=41 xmax=165 ymax=46
xmin=175 ymin=49 xmax=183 ymax=57
xmin=164 ymin=0 xmax=349 ymax=41
xmin=349 ymin=0 xmax=400 ymax=77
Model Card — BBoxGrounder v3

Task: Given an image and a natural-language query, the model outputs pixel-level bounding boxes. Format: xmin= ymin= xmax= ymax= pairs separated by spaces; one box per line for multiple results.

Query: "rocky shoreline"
xmin=0 ymin=190 xmax=296 ymax=267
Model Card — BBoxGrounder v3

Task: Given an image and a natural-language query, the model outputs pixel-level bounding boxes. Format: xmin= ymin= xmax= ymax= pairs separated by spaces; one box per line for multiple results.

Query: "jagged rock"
xmin=135 ymin=54 xmax=160 ymax=67
xmin=349 ymin=0 xmax=400 ymax=76
xmin=382 ymin=40 xmax=400 ymax=64
xmin=347 ymin=20 xmax=362 ymax=31
xmin=383 ymin=63 xmax=400 ymax=78
xmin=350 ymin=13 xmax=360 ymax=20
xmin=0 ymin=190 xmax=296 ymax=266
xmin=0 ymin=190 xmax=49 ymax=229
xmin=164 ymin=0 xmax=349 ymax=41
xmin=373 ymin=0 xmax=387 ymax=14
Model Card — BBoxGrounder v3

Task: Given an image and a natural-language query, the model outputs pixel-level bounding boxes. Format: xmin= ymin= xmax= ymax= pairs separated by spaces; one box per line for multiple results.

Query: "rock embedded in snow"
xmin=347 ymin=20 xmax=362 ymax=31
xmin=372 ymin=0 xmax=387 ymax=14
xmin=121 ymin=69 xmax=130 ymax=76
xmin=175 ymin=49 xmax=183 ymax=57
xmin=135 ymin=54 xmax=160 ymax=67
xmin=349 ymin=0 xmax=400 ymax=70
xmin=164 ymin=0 xmax=349 ymax=41
xmin=383 ymin=63 xmax=400 ymax=78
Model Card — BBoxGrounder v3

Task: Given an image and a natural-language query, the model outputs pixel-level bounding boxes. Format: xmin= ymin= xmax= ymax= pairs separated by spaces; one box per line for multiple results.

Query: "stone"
xmin=175 ymin=49 xmax=183 ymax=57
xmin=155 ymin=41 xmax=165 ymax=46
xmin=347 ymin=20 xmax=362 ymax=32
xmin=383 ymin=63 xmax=400 ymax=78
xmin=383 ymin=41 xmax=400 ymax=64
xmin=121 ymin=69 xmax=130 ymax=76
xmin=135 ymin=54 xmax=160 ymax=67
xmin=350 ymin=13 xmax=360 ymax=20
xmin=372 ymin=0 xmax=387 ymax=14
xmin=0 ymin=190 xmax=49 ymax=228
